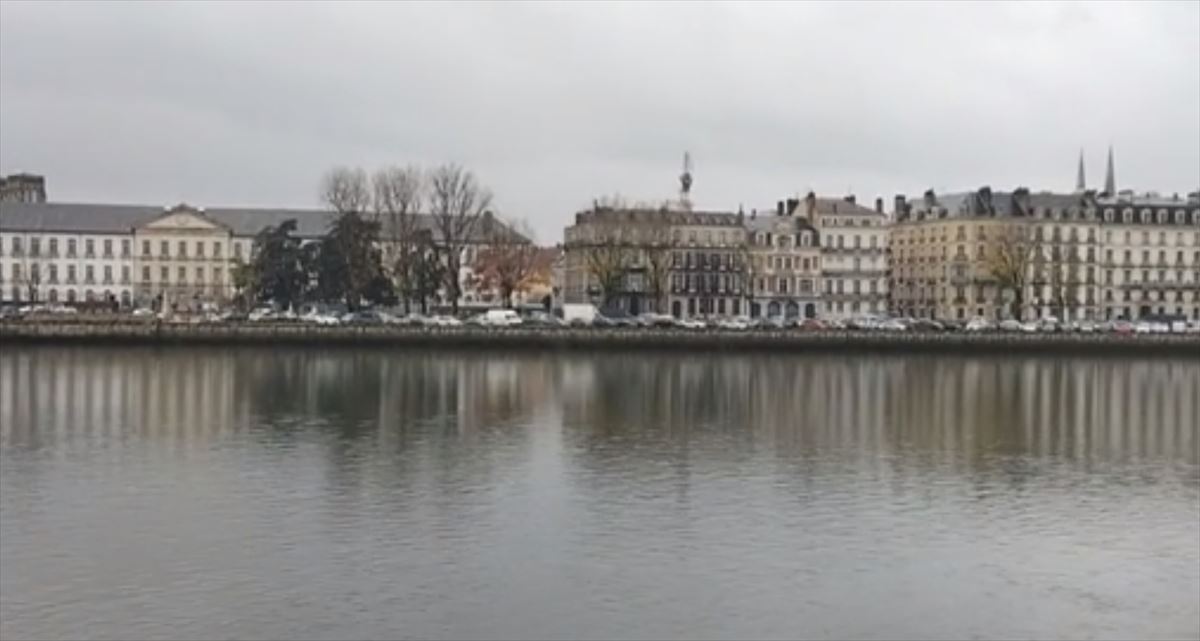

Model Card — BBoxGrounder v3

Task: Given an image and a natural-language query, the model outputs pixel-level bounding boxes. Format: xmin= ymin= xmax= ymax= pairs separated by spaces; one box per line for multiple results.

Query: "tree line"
xmin=234 ymin=163 xmax=539 ymax=314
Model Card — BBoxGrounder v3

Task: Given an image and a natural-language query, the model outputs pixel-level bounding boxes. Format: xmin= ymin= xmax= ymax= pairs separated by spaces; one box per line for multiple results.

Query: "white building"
xmin=808 ymin=193 xmax=890 ymax=319
xmin=0 ymin=200 xmax=519 ymax=310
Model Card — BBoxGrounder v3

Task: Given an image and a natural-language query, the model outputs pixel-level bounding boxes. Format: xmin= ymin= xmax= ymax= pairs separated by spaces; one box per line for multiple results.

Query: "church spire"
xmin=1104 ymin=145 xmax=1116 ymax=196
xmin=1075 ymin=149 xmax=1086 ymax=192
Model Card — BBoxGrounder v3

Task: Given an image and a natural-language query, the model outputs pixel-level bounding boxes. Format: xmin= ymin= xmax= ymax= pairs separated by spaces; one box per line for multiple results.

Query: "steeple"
xmin=1075 ymin=149 xmax=1086 ymax=192
xmin=1104 ymin=145 xmax=1116 ymax=196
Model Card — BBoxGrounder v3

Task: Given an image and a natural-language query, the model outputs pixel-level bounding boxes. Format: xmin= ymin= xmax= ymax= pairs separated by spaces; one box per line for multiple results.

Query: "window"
xmin=196 ymin=241 xmax=205 ymax=257
xmin=143 ymin=240 xmax=151 ymax=256
xmin=85 ymin=239 xmax=94 ymax=256
xmin=160 ymin=266 xmax=169 ymax=283
xmin=121 ymin=266 xmax=130 ymax=283
xmin=10 ymin=238 xmax=20 ymax=254
xmin=142 ymin=266 xmax=150 ymax=282
xmin=12 ymin=264 xmax=21 ymax=280
xmin=30 ymin=238 xmax=40 ymax=256
xmin=178 ymin=241 xmax=187 ymax=257
xmin=85 ymin=265 xmax=94 ymax=283
xmin=67 ymin=239 xmax=77 ymax=256
xmin=67 ymin=265 xmax=76 ymax=283
xmin=213 ymin=267 xmax=222 ymax=284
xmin=49 ymin=238 xmax=58 ymax=255
xmin=48 ymin=265 xmax=58 ymax=282
xmin=104 ymin=266 xmax=112 ymax=283
xmin=213 ymin=242 xmax=222 ymax=258
xmin=178 ymin=266 xmax=186 ymax=283
xmin=160 ymin=241 xmax=169 ymax=257
xmin=103 ymin=239 xmax=113 ymax=257
xmin=121 ymin=240 xmax=130 ymax=257
xmin=195 ymin=266 xmax=205 ymax=283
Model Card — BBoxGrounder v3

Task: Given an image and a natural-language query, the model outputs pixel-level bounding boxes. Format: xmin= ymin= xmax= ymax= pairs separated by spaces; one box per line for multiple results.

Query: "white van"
xmin=483 ymin=309 xmax=523 ymax=327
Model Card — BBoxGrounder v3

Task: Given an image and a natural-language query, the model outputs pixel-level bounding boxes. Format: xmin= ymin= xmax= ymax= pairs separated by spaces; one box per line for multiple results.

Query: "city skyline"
xmin=2 ymin=1 xmax=1198 ymax=240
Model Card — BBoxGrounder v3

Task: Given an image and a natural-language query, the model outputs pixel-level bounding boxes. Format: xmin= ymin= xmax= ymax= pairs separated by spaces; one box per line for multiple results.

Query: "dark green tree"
xmin=249 ymin=219 xmax=306 ymax=310
xmin=318 ymin=211 xmax=391 ymax=310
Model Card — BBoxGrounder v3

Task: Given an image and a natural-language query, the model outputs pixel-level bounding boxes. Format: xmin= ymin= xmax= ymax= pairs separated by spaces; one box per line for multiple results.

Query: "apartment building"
xmin=744 ymin=199 xmax=822 ymax=319
xmin=890 ymin=187 xmax=1200 ymax=322
xmin=561 ymin=205 xmax=745 ymax=318
xmin=0 ymin=200 xmax=522 ymax=310
xmin=808 ymin=193 xmax=890 ymax=319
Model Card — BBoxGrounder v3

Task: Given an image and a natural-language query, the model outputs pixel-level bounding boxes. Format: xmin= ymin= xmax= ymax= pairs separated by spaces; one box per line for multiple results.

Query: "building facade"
xmin=0 ymin=200 xmax=523 ymax=310
xmin=744 ymin=200 xmax=823 ymax=319
xmin=809 ymin=194 xmax=890 ymax=319
xmin=890 ymin=188 xmax=1200 ymax=322
xmin=561 ymin=206 xmax=746 ymax=318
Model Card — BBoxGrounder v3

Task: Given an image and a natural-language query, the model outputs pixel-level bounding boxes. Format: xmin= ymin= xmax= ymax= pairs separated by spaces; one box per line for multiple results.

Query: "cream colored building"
xmin=890 ymin=188 xmax=1200 ymax=322
xmin=744 ymin=200 xmax=822 ymax=319
xmin=808 ymin=194 xmax=890 ymax=319
xmin=1 ymin=200 xmax=518 ymax=310
xmin=1097 ymin=194 xmax=1200 ymax=320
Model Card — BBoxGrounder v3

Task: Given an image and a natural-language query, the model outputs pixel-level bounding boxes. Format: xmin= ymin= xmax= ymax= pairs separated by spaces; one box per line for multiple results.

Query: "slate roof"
xmin=0 ymin=201 xmax=521 ymax=242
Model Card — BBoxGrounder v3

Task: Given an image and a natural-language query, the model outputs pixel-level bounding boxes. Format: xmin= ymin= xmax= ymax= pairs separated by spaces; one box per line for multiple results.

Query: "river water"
xmin=0 ymin=347 xmax=1197 ymax=640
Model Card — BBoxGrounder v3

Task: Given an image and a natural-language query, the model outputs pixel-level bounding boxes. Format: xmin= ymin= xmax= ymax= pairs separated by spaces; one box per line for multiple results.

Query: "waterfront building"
xmin=744 ymin=198 xmax=823 ymax=319
xmin=890 ymin=184 xmax=1200 ymax=322
xmin=0 ymin=199 xmax=523 ymax=309
xmin=808 ymin=193 xmax=890 ymax=319
xmin=561 ymin=205 xmax=745 ymax=318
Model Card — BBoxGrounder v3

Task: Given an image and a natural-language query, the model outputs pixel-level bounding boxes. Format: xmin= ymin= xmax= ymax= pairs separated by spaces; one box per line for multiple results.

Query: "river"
xmin=1 ymin=347 xmax=1197 ymax=640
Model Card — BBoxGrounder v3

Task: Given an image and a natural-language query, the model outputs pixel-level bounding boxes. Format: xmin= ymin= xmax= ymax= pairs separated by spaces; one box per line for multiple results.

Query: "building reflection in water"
xmin=1 ymin=348 xmax=1196 ymax=469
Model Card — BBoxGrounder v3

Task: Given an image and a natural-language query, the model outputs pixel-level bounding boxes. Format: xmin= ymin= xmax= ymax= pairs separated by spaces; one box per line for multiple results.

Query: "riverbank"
xmin=3 ymin=320 xmax=1198 ymax=355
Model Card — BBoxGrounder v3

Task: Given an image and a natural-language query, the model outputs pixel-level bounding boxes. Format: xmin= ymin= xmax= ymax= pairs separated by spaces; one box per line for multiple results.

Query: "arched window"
xmin=48 ymin=289 xmax=58 ymax=302
xmin=1140 ymin=209 xmax=1150 ymax=224
xmin=66 ymin=289 xmax=76 ymax=302
xmin=1122 ymin=208 xmax=1133 ymax=224
xmin=1104 ymin=208 xmax=1114 ymax=223
xmin=85 ymin=290 xmax=95 ymax=302
xmin=1157 ymin=209 xmax=1168 ymax=224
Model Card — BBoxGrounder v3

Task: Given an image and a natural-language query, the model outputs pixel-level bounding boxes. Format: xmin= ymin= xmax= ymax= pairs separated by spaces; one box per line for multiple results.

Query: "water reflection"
xmin=1 ymin=348 xmax=1197 ymax=641
xmin=1 ymin=349 xmax=1196 ymax=466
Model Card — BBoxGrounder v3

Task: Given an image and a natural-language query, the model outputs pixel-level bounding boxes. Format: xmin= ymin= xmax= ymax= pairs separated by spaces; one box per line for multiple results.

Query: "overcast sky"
xmin=2 ymin=1 xmax=1198 ymax=240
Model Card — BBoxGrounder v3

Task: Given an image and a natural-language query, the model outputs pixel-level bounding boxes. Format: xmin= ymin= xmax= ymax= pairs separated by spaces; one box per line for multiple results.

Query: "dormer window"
xmin=1104 ymin=208 xmax=1114 ymax=223
xmin=1122 ymin=208 xmax=1133 ymax=224
xmin=1157 ymin=209 xmax=1168 ymax=224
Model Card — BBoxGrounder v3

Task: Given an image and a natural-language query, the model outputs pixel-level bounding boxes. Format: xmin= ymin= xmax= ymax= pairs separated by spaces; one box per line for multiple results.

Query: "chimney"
xmin=751 ymin=208 xmax=757 ymax=219
xmin=786 ymin=198 xmax=799 ymax=216
xmin=894 ymin=195 xmax=906 ymax=217
xmin=874 ymin=197 xmax=883 ymax=214
xmin=843 ymin=194 xmax=856 ymax=205
xmin=805 ymin=191 xmax=817 ymax=217
xmin=776 ymin=200 xmax=785 ymax=216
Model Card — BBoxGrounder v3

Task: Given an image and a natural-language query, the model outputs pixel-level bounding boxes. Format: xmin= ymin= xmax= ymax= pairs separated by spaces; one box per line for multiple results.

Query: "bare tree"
xmin=372 ymin=166 xmax=424 ymax=313
xmin=582 ymin=222 xmax=630 ymax=309
xmin=473 ymin=218 xmax=540 ymax=308
xmin=321 ymin=167 xmax=371 ymax=215
xmin=985 ymin=223 xmax=1037 ymax=320
xmin=643 ymin=215 xmax=676 ymax=314
xmin=428 ymin=164 xmax=493 ymax=314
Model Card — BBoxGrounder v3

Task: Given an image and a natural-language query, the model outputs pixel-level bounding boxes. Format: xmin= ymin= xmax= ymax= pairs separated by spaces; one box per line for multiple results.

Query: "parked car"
xmin=249 ymin=307 xmax=276 ymax=322
xmin=1019 ymin=321 xmax=1039 ymax=333
xmin=638 ymin=313 xmax=676 ymax=328
xmin=483 ymin=309 xmax=523 ymax=327
xmin=714 ymin=318 xmax=750 ymax=331
xmin=965 ymin=317 xmax=992 ymax=332
xmin=131 ymin=307 xmax=155 ymax=318
xmin=1077 ymin=321 xmax=1097 ymax=333
xmin=677 ymin=318 xmax=707 ymax=330
xmin=1111 ymin=320 xmax=1135 ymax=335
xmin=908 ymin=319 xmax=945 ymax=332
xmin=525 ymin=311 xmax=566 ymax=328
xmin=427 ymin=315 xmax=463 ymax=327
xmin=1037 ymin=316 xmax=1060 ymax=333
xmin=797 ymin=318 xmax=826 ymax=331
xmin=878 ymin=319 xmax=907 ymax=332
xmin=998 ymin=319 xmax=1023 ymax=332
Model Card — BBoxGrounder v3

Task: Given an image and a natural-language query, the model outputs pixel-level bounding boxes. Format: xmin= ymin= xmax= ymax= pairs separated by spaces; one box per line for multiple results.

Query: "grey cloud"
xmin=2 ymin=0 xmax=1197 ymax=240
